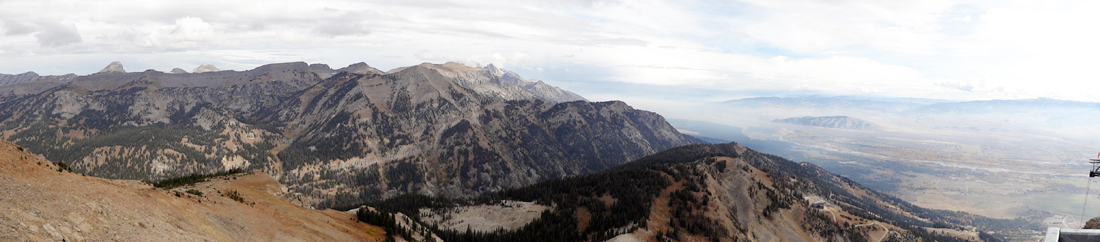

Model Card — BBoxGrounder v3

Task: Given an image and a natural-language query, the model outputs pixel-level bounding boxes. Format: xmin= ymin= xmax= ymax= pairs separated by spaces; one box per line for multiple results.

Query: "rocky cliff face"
xmin=773 ymin=116 xmax=880 ymax=130
xmin=0 ymin=61 xmax=696 ymax=208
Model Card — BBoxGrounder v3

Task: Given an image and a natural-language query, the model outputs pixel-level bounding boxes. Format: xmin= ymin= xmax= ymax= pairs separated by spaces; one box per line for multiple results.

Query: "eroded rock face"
xmin=0 ymin=61 xmax=698 ymax=208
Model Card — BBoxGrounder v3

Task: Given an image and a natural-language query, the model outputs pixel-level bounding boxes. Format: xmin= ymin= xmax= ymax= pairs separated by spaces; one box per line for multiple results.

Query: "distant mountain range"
xmin=721 ymin=96 xmax=945 ymax=113
xmin=773 ymin=116 xmax=880 ymax=130
xmin=721 ymin=95 xmax=1100 ymax=135
xmin=723 ymin=95 xmax=1100 ymax=116
xmin=0 ymin=61 xmax=693 ymax=209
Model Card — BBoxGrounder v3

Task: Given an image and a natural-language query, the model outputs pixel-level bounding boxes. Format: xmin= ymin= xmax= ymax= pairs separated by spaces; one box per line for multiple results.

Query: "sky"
xmin=2 ymin=0 xmax=1099 ymax=115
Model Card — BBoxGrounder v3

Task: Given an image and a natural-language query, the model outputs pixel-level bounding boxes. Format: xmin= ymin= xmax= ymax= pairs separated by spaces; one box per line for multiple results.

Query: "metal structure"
xmin=1091 ymin=157 xmax=1100 ymax=178
xmin=1046 ymin=227 xmax=1100 ymax=242
xmin=1082 ymin=155 xmax=1100 ymax=228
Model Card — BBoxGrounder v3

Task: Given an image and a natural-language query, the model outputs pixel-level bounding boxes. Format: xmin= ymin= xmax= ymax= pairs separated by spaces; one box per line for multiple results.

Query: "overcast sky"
xmin=2 ymin=0 xmax=1099 ymax=112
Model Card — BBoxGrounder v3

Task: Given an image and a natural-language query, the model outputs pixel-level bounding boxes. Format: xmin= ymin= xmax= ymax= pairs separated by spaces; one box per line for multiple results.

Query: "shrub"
xmin=225 ymin=190 xmax=245 ymax=203
xmin=152 ymin=168 xmax=244 ymax=189
xmin=186 ymin=189 xmax=203 ymax=196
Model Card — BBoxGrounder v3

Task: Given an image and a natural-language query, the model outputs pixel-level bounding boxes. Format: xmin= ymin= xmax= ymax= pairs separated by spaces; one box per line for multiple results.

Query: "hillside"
xmin=0 ymin=140 xmax=385 ymax=241
xmin=0 ymin=61 xmax=696 ymax=209
xmin=363 ymin=142 xmax=1041 ymax=242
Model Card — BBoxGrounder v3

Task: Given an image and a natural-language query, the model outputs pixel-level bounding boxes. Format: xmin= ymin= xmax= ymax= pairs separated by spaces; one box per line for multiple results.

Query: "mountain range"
xmin=0 ymin=61 xmax=692 ymax=209
xmin=0 ymin=61 xmax=1045 ymax=241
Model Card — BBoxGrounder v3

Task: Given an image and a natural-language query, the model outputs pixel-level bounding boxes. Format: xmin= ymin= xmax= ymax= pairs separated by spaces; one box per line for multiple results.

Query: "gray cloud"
xmin=2 ymin=19 xmax=35 ymax=36
xmin=34 ymin=21 xmax=82 ymax=47
xmin=312 ymin=22 xmax=370 ymax=37
xmin=311 ymin=10 xmax=371 ymax=37
xmin=1 ymin=19 xmax=82 ymax=47
xmin=1 ymin=0 xmax=1095 ymax=103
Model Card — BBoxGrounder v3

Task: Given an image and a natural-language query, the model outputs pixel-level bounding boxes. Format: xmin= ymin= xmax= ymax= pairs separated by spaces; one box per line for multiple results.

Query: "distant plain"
xmin=670 ymin=96 xmax=1100 ymax=228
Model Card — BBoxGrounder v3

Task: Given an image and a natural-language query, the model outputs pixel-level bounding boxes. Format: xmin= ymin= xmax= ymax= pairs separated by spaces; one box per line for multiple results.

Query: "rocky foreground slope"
xmin=0 ymin=140 xmax=383 ymax=241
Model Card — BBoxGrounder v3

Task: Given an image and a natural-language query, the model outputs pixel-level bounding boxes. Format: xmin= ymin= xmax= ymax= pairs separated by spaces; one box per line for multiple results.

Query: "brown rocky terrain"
xmin=0 ymin=140 xmax=386 ymax=241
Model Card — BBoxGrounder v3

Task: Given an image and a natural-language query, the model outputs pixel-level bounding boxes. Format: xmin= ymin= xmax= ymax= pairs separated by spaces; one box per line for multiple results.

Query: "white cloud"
xmin=33 ymin=20 xmax=82 ymax=47
xmin=168 ymin=17 xmax=216 ymax=45
xmin=1 ymin=19 xmax=36 ymax=35
xmin=0 ymin=0 xmax=1097 ymax=104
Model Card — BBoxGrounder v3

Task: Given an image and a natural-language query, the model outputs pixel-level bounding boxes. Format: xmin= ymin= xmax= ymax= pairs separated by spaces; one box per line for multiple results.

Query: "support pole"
xmin=1084 ymin=176 xmax=1094 ymax=228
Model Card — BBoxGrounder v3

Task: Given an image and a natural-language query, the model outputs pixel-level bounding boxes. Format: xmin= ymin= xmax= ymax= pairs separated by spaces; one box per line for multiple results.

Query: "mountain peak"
xmin=97 ymin=61 xmax=126 ymax=74
xmin=192 ymin=64 xmax=221 ymax=73
xmin=170 ymin=68 xmax=188 ymax=74
xmin=336 ymin=62 xmax=382 ymax=75
xmin=484 ymin=63 xmax=504 ymax=76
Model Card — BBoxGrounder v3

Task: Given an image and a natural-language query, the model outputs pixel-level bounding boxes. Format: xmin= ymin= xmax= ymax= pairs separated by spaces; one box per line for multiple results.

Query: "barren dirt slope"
xmin=0 ymin=140 xmax=384 ymax=241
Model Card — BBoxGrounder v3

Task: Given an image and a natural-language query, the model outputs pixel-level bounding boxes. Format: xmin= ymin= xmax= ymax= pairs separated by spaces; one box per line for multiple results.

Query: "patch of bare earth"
xmin=418 ymin=200 xmax=548 ymax=233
